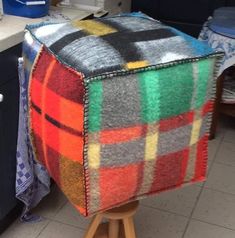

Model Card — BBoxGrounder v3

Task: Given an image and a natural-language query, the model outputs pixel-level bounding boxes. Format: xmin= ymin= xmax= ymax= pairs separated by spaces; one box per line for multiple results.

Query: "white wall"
xmin=71 ymin=0 xmax=96 ymax=6
xmin=70 ymin=0 xmax=131 ymax=14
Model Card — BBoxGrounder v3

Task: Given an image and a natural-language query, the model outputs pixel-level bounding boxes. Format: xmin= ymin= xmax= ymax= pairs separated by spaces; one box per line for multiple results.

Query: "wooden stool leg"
xmin=123 ymin=217 xmax=136 ymax=238
xmin=109 ymin=219 xmax=119 ymax=238
xmin=84 ymin=214 xmax=103 ymax=238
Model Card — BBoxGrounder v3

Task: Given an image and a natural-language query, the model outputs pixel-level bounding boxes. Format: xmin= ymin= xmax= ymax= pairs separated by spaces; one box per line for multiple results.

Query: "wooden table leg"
xmin=210 ymin=70 xmax=226 ymax=140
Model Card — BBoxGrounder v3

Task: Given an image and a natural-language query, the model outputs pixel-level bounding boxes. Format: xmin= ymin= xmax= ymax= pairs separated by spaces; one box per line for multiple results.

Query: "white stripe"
xmin=16 ymin=0 xmax=46 ymax=5
xmin=26 ymin=1 xmax=46 ymax=5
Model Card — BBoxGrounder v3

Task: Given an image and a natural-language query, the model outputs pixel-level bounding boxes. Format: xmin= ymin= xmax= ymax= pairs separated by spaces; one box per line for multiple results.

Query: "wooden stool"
xmin=84 ymin=201 xmax=139 ymax=238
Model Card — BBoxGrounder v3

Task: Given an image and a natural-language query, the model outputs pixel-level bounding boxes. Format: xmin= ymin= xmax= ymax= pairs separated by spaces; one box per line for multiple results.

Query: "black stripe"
xmin=105 ymin=29 xmax=176 ymax=42
xmin=32 ymin=102 xmax=83 ymax=137
xmin=32 ymin=101 xmax=42 ymax=114
xmin=97 ymin=18 xmax=131 ymax=33
xmin=101 ymin=29 xmax=176 ymax=62
xmin=49 ymin=30 xmax=88 ymax=55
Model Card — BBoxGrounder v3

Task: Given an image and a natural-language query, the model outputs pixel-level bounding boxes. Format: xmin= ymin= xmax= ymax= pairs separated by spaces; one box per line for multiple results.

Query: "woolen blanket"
xmin=24 ymin=13 xmax=223 ymax=216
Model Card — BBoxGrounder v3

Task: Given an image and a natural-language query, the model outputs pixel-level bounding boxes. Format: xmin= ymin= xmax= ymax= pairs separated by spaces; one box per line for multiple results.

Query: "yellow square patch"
xmin=88 ymin=143 xmax=101 ymax=169
xmin=190 ymin=119 xmax=202 ymax=145
xmin=72 ymin=20 xmax=117 ymax=36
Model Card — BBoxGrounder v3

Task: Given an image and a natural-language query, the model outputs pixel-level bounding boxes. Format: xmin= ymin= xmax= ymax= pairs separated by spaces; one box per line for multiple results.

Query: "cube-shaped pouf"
xmin=24 ymin=13 xmax=223 ymax=216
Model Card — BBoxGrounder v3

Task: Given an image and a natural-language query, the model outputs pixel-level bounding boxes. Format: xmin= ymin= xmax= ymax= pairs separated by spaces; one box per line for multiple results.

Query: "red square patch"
xmin=150 ymin=149 xmax=189 ymax=193
xmin=99 ymin=163 xmax=141 ymax=210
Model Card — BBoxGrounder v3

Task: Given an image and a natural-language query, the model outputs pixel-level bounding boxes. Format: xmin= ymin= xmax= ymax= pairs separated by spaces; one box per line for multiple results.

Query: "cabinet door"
xmin=157 ymin=0 xmax=227 ymax=23
xmin=132 ymin=0 xmax=159 ymax=18
xmin=0 ymin=77 xmax=19 ymax=219
xmin=0 ymin=45 xmax=21 ymax=86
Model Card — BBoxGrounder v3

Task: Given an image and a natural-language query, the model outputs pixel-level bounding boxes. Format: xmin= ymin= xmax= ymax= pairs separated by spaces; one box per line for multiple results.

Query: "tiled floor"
xmin=2 ymin=116 xmax=235 ymax=238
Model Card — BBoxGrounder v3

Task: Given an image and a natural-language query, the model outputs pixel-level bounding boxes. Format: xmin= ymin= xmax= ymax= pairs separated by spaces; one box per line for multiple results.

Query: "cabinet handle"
xmin=0 ymin=94 xmax=3 ymax=102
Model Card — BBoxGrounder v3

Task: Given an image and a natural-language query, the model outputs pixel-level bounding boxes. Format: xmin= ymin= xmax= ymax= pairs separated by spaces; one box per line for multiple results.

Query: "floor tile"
xmin=215 ymin=123 xmax=227 ymax=139
xmin=217 ymin=115 xmax=234 ymax=133
xmin=205 ymin=163 xmax=235 ymax=194
xmin=141 ymin=185 xmax=201 ymax=217
xmin=207 ymin=156 xmax=214 ymax=172
xmin=32 ymin=185 xmax=67 ymax=219
xmin=53 ymin=202 xmax=90 ymax=230
xmin=184 ymin=219 xmax=235 ymax=238
xmin=208 ymin=138 xmax=222 ymax=161
xmin=215 ymin=141 xmax=235 ymax=167
xmin=224 ymin=129 xmax=235 ymax=143
xmin=135 ymin=205 xmax=188 ymax=238
xmin=1 ymin=218 xmax=49 ymax=238
xmin=195 ymin=181 xmax=205 ymax=187
xmin=192 ymin=188 xmax=235 ymax=229
xmin=37 ymin=221 xmax=85 ymax=238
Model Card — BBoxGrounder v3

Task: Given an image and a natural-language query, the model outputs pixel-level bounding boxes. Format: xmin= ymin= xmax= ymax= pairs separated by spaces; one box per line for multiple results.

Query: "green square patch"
xmin=194 ymin=58 xmax=214 ymax=108
xmin=158 ymin=63 xmax=194 ymax=119
xmin=88 ymin=80 xmax=103 ymax=133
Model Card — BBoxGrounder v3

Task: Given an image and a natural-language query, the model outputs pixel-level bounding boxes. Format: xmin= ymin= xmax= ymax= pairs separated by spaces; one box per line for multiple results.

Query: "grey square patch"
xmin=101 ymin=74 xmax=142 ymax=129
xmin=107 ymin=17 xmax=167 ymax=32
xmin=158 ymin=124 xmax=192 ymax=156
xmin=57 ymin=35 xmax=124 ymax=76
xmin=134 ymin=36 xmax=194 ymax=65
xmin=33 ymin=23 xmax=80 ymax=47
xmin=100 ymin=137 xmax=146 ymax=167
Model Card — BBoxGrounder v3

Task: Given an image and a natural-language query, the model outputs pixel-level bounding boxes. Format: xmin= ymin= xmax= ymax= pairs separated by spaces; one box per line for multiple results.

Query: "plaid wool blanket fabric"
xmin=24 ymin=13 xmax=223 ymax=216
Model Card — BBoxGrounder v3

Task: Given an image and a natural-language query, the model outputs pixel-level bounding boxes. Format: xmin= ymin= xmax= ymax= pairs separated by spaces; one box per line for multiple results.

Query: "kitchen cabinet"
xmin=0 ymin=43 xmax=22 ymax=234
xmin=0 ymin=9 xmax=94 ymax=233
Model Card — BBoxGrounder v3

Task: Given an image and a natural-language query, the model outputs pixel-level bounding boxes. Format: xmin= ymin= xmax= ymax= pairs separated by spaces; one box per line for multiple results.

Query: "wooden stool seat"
xmin=84 ymin=201 xmax=139 ymax=238
xmin=103 ymin=201 xmax=139 ymax=220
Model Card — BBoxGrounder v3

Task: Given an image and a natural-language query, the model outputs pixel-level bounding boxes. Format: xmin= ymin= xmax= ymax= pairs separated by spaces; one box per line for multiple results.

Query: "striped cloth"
xmin=24 ymin=13 xmax=223 ymax=216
